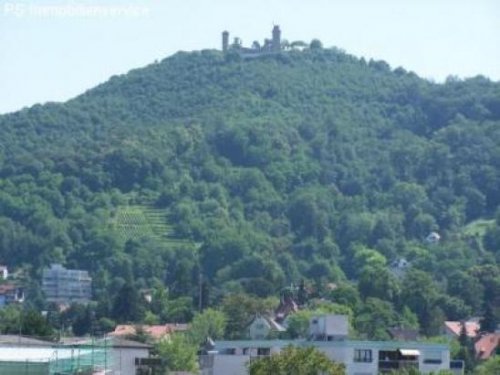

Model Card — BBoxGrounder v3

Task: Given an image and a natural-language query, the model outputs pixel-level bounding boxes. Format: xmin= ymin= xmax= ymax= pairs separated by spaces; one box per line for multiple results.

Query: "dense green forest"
xmin=0 ymin=46 xmax=499 ymax=343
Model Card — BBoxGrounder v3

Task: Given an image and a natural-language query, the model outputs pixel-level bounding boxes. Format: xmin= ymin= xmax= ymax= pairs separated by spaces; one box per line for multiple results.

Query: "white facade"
xmin=248 ymin=316 xmax=272 ymax=340
xmin=309 ymin=314 xmax=349 ymax=340
xmin=200 ymin=339 xmax=457 ymax=375
xmin=0 ymin=266 xmax=8 ymax=280
xmin=248 ymin=316 xmax=285 ymax=340
xmin=112 ymin=346 xmax=151 ymax=375
xmin=42 ymin=264 xmax=92 ymax=304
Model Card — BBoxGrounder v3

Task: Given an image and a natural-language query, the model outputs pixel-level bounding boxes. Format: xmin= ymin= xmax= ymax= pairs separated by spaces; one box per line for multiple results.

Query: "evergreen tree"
xmin=480 ymin=302 xmax=497 ymax=333
xmin=112 ymin=282 xmax=146 ymax=323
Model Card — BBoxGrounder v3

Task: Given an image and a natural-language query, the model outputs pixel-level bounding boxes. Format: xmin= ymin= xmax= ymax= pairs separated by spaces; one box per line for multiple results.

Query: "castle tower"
xmin=222 ymin=30 xmax=229 ymax=52
xmin=272 ymin=25 xmax=281 ymax=51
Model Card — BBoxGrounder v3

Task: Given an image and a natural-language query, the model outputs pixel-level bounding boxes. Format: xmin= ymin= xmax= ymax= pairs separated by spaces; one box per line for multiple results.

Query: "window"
xmin=423 ymin=351 xmax=442 ymax=364
xmin=354 ymin=349 xmax=373 ymax=363
xmin=423 ymin=359 xmax=442 ymax=364
xmin=257 ymin=348 xmax=270 ymax=356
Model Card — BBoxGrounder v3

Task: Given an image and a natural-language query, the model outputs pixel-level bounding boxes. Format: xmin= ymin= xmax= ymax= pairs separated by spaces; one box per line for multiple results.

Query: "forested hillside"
xmin=0 ymin=46 xmax=499 ymax=339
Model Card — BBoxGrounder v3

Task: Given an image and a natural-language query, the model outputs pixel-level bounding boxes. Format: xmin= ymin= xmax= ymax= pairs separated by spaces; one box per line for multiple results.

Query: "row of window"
xmin=354 ymin=349 xmax=373 ymax=363
xmin=353 ymin=350 xmax=441 ymax=364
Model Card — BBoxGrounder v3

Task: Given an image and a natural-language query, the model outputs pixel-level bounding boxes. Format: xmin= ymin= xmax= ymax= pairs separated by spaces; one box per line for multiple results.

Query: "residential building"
xmin=247 ymin=315 xmax=285 ymax=340
xmin=309 ymin=314 xmax=349 ymax=341
xmin=0 ymin=283 xmax=24 ymax=307
xmin=41 ymin=264 xmax=92 ymax=304
xmin=389 ymin=258 xmax=411 ymax=279
xmin=199 ymin=315 xmax=463 ymax=375
xmin=443 ymin=320 xmax=480 ymax=339
xmin=474 ymin=332 xmax=500 ymax=360
xmin=0 ymin=265 xmax=8 ymax=280
xmin=426 ymin=232 xmax=441 ymax=243
xmin=199 ymin=339 xmax=458 ymax=375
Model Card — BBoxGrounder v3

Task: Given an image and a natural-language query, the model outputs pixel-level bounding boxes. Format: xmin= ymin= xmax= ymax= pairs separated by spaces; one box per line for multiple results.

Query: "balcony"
xmin=378 ymin=360 xmax=419 ymax=372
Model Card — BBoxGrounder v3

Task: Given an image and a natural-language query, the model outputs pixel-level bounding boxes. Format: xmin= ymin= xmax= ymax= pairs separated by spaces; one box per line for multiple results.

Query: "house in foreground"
xmin=0 ymin=335 xmax=153 ymax=375
xmin=199 ymin=314 xmax=464 ymax=375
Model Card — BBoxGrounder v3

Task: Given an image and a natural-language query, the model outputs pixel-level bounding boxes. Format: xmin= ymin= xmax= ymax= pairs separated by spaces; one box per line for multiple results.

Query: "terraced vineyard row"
xmin=111 ymin=205 xmax=191 ymax=247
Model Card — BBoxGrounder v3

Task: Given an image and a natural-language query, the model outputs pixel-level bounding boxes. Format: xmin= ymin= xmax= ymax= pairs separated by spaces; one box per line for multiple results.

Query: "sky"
xmin=0 ymin=0 xmax=499 ymax=114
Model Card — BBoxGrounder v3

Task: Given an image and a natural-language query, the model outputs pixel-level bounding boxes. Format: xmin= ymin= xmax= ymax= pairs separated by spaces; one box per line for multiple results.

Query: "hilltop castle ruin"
xmin=222 ymin=25 xmax=283 ymax=55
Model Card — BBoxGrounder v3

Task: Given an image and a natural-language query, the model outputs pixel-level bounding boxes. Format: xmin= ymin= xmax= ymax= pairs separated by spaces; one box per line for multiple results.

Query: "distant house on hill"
xmin=426 ymin=232 xmax=441 ymax=244
xmin=389 ymin=258 xmax=411 ymax=278
xmin=0 ymin=283 xmax=24 ymax=307
xmin=0 ymin=265 xmax=8 ymax=280
xmin=443 ymin=320 xmax=480 ymax=339
xmin=247 ymin=315 xmax=286 ymax=340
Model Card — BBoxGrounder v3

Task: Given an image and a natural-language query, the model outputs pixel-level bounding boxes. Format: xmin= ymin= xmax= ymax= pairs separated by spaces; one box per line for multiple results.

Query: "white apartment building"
xmin=42 ymin=264 xmax=92 ymax=304
xmin=199 ymin=315 xmax=464 ymax=375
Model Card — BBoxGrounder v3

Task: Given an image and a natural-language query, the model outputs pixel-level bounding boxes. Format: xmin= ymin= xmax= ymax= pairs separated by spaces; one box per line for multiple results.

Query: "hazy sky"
xmin=0 ymin=0 xmax=499 ymax=114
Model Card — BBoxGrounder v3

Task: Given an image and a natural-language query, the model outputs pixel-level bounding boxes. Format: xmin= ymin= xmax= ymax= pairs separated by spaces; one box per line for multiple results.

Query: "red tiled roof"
xmin=475 ymin=333 xmax=500 ymax=360
xmin=0 ymin=284 xmax=17 ymax=294
xmin=444 ymin=321 xmax=480 ymax=338
xmin=110 ymin=324 xmax=189 ymax=339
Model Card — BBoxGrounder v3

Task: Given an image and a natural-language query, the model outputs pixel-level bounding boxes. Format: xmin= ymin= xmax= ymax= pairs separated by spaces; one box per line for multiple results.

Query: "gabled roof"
xmin=0 ymin=335 xmax=52 ymax=347
xmin=248 ymin=315 xmax=286 ymax=332
xmin=59 ymin=336 xmax=152 ymax=349
xmin=266 ymin=317 xmax=286 ymax=332
xmin=444 ymin=321 xmax=480 ymax=338
xmin=0 ymin=283 xmax=18 ymax=294
xmin=275 ymin=297 xmax=299 ymax=322
xmin=475 ymin=333 xmax=500 ymax=360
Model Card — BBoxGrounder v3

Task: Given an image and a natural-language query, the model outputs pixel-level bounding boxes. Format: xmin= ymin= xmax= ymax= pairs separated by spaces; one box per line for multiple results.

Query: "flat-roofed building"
xmin=42 ymin=264 xmax=92 ymax=304
xmin=199 ymin=314 xmax=464 ymax=375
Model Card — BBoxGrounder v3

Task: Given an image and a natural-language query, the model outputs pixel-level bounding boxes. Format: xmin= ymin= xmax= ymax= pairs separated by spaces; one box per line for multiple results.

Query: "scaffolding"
xmin=0 ymin=337 xmax=112 ymax=375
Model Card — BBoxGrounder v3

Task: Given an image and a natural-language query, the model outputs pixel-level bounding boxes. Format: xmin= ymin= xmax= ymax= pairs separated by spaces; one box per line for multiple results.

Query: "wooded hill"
xmin=0 ymin=46 xmax=499 ymax=339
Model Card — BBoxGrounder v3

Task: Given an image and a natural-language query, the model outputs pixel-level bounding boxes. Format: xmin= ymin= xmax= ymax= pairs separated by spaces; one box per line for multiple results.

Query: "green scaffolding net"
xmin=0 ymin=337 xmax=112 ymax=375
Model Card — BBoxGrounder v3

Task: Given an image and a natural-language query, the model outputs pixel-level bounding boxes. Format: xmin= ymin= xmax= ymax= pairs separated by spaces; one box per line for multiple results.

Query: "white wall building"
xmin=42 ymin=264 xmax=92 ymax=304
xmin=199 ymin=315 xmax=464 ymax=375
xmin=309 ymin=314 xmax=349 ymax=341
xmin=200 ymin=339 xmax=460 ymax=375
xmin=0 ymin=265 xmax=8 ymax=280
